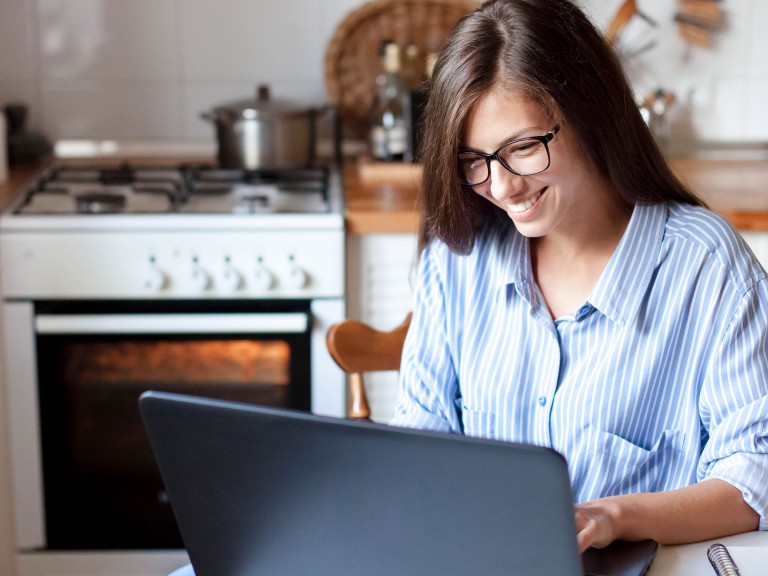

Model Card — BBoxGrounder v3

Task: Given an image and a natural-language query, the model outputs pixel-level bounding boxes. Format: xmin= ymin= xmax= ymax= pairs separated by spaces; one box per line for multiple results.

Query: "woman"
xmin=390 ymin=0 xmax=767 ymax=552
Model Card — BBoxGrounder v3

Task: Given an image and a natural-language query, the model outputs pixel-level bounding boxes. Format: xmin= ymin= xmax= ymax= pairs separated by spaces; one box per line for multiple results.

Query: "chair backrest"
xmin=326 ymin=313 xmax=412 ymax=420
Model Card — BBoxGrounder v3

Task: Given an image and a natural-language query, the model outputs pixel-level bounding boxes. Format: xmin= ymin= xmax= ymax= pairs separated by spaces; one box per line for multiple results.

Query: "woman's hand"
xmin=574 ymin=498 xmax=621 ymax=551
xmin=573 ymin=479 xmax=759 ymax=553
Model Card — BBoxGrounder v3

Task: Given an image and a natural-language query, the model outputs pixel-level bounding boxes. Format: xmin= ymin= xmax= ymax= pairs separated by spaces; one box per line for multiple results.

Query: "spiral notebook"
xmin=708 ymin=542 xmax=768 ymax=575
xmin=139 ymin=390 xmax=658 ymax=576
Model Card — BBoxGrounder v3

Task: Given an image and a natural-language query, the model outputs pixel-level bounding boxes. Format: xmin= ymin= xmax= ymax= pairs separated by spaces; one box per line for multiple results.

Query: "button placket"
xmin=532 ymin=323 xmax=561 ymax=447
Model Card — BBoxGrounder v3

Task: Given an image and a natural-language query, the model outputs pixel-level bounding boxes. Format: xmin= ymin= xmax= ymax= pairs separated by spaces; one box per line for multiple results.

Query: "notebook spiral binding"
xmin=707 ymin=543 xmax=741 ymax=576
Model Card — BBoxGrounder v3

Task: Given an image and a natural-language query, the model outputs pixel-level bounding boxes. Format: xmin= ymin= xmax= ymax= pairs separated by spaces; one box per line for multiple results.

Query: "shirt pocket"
xmin=461 ymin=405 xmax=496 ymax=439
xmin=581 ymin=428 xmax=686 ymax=497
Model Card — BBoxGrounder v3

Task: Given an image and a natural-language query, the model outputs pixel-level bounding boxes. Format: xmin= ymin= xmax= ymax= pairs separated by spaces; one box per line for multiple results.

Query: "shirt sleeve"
xmin=389 ymin=241 xmax=463 ymax=433
xmin=699 ymin=274 xmax=768 ymax=530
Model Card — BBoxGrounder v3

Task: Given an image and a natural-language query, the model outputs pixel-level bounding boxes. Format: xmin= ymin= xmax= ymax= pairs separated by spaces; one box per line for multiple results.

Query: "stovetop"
xmin=0 ymin=162 xmax=345 ymax=299
xmin=10 ymin=163 xmax=336 ymax=216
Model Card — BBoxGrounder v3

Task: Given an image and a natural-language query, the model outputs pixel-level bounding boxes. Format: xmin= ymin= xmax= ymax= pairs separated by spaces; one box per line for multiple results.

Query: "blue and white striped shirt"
xmin=391 ymin=201 xmax=768 ymax=529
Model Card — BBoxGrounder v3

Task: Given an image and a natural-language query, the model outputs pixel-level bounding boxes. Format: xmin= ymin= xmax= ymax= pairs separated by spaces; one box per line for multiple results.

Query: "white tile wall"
xmin=181 ymin=0 xmax=323 ymax=81
xmin=42 ymin=83 xmax=181 ymax=138
xmin=0 ymin=0 xmax=766 ymax=144
xmin=0 ymin=0 xmax=42 ymax=129
xmin=37 ymin=0 xmax=179 ymax=80
xmin=0 ymin=0 xmax=38 ymax=80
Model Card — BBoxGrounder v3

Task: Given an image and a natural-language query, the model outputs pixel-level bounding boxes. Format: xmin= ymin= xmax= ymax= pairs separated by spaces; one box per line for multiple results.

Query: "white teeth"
xmin=508 ymin=190 xmax=542 ymax=214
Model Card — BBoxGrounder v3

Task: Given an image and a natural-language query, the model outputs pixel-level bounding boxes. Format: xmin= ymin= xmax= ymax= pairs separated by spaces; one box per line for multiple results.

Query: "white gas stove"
xmin=0 ymin=159 xmax=347 ymax=576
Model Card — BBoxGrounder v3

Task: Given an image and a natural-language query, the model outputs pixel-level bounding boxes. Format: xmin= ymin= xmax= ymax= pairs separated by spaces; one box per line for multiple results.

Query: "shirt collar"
xmin=588 ymin=202 xmax=668 ymax=327
xmin=492 ymin=226 xmax=537 ymax=304
xmin=492 ymin=203 xmax=668 ymax=325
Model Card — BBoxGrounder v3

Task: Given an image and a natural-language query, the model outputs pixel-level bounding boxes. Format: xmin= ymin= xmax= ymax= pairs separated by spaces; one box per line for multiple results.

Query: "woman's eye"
xmin=504 ymin=141 xmax=538 ymax=157
xmin=459 ymin=155 xmax=483 ymax=171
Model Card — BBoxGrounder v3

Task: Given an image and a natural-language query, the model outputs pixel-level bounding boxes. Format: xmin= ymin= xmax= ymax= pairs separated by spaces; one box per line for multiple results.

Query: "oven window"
xmin=64 ymin=338 xmax=292 ymax=397
xmin=35 ymin=303 xmax=311 ymax=550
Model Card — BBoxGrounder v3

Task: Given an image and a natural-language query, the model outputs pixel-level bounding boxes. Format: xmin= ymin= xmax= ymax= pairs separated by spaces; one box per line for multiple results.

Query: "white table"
xmin=647 ymin=530 xmax=768 ymax=575
xmin=165 ymin=531 xmax=768 ymax=576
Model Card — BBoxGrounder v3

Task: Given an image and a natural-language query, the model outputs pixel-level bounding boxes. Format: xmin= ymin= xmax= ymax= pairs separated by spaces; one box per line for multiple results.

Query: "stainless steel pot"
xmin=201 ymin=85 xmax=316 ymax=169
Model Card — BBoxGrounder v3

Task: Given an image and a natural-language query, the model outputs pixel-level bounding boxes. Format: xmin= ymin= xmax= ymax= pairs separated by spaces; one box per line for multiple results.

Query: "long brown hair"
xmin=419 ymin=0 xmax=703 ymax=254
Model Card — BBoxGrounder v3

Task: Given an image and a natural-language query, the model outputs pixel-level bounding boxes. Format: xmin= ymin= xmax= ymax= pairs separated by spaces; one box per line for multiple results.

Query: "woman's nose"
xmin=487 ymin=160 xmax=525 ymax=201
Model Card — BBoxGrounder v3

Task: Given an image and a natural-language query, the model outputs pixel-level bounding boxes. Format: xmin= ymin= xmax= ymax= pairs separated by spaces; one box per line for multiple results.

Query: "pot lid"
xmin=213 ymin=85 xmax=310 ymax=119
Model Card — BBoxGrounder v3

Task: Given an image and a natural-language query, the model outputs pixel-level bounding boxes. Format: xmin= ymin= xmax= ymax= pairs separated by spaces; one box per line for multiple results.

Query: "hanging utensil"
xmin=605 ymin=0 xmax=657 ymax=45
xmin=674 ymin=0 xmax=723 ymax=49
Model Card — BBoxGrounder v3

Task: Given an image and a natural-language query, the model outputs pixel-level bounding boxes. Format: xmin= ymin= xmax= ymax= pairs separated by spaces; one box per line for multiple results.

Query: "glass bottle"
xmin=369 ymin=42 xmax=409 ymax=162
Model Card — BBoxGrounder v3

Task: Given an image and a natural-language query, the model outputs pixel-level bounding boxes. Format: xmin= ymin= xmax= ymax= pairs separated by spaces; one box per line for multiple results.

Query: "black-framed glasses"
xmin=457 ymin=124 xmax=561 ymax=186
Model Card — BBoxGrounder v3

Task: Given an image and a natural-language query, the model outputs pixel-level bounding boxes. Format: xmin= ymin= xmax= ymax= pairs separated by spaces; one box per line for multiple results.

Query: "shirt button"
xmin=537 ymin=396 xmax=547 ymax=407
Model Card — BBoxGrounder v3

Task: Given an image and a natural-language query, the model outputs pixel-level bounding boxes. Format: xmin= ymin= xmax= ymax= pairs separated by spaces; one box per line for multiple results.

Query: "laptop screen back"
xmin=139 ymin=391 xmax=584 ymax=576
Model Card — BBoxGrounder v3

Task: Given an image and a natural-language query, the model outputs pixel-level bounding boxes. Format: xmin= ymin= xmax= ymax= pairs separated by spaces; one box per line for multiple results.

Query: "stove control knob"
xmin=287 ymin=262 xmax=308 ymax=290
xmin=191 ymin=260 xmax=211 ymax=292
xmin=144 ymin=262 xmax=168 ymax=292
xmin=253 ymin=260 xmax=274 ymax=292
xmin=221 ymin=261 xmax=243 ymax=292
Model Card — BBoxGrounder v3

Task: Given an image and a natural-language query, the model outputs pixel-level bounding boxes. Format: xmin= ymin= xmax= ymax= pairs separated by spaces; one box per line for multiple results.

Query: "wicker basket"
xmin=324 ymin=0 xmax=479 ymax=137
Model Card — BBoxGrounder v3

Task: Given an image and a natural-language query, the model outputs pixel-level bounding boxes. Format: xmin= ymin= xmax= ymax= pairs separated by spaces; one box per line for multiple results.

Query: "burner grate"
xmin=13 ymin=163 xmax=333 ymax=216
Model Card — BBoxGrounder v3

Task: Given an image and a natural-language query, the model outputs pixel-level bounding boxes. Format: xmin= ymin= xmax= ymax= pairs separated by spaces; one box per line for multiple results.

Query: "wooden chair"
xmin=326 ymin=313 xmax=412 ymax=420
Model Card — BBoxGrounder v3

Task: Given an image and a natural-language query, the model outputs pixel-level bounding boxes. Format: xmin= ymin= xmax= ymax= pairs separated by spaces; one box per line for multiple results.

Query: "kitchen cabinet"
xmin=343 ymin=162 xmax=420 ymax=422
xmin=345 ymin=232 xmax=417 ymax=422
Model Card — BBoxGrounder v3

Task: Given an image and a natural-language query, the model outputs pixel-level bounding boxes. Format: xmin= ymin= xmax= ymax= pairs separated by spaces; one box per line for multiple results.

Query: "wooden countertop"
xmin=343 ymin=160 xmax=422 ymax=234
xmin=670 ymin=158 xmax=768 ymax=230
xmin=344 ymin=157 xmax=768 ymax=233
xmin=0 ymin=164 xmax=40 ymax=209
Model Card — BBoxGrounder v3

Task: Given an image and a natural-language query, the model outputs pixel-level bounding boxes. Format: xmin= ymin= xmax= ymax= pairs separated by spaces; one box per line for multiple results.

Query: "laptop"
xmin=139 ymin=391 xmax=657 ymax=576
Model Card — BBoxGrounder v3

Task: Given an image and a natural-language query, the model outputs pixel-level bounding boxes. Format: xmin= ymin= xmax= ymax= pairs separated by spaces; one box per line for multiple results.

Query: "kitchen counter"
xmin=0 ymin=165 xmax=41 ymax=209
xmin=670 ymin=158 xmax=768 ymax=230
xmin=343 ymin=160 xmax=421 ymax=234
xmin=344 ymin=157 xmax=768 ymax=233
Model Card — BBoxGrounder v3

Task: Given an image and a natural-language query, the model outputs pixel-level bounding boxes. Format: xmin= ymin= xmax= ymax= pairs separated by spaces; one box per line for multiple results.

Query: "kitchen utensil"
xmin=201 ymin=85 xmax=316 ymax=170
xmin=674 ymin=0 xmax=723 ymax=49
xmin=605 ymin=0 xmax=657 ymax=45
xmin=3 ymin=102 xmax=53 ymax=166
xmin=639 ymin=89 xmax=676 ymax=148
xmin=4 ymin=103 xmax=27 ymax=135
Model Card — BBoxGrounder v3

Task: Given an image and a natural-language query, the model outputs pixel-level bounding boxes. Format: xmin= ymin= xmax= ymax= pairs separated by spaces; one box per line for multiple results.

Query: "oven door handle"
xmin=35 ymin=313 xmax=309 ymax=334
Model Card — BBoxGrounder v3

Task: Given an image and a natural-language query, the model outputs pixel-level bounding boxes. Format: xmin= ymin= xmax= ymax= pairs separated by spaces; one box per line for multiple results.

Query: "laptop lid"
xmin=139 ymin=391 xmax=653 ymax=576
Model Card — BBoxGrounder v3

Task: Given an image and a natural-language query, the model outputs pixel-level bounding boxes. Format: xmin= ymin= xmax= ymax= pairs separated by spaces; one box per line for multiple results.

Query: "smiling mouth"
xmin=508 ymin=189 xmax=543 ymax=214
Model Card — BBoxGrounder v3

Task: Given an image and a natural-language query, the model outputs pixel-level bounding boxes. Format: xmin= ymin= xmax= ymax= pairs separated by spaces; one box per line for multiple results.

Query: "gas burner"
xmin=181 ymin=166 xmax=330 ymax=214
xmin=235 ymin=193 xmax=269 ymax=213
xmin=15 ymin=164 xmax=185 ymax=215
xmin=74 ymin=191 xmax=128 ymax=214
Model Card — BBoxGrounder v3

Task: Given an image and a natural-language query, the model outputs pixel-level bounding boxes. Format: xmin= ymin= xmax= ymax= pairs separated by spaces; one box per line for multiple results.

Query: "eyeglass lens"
xmin=458 ymin=138 xmax=550 ymax=185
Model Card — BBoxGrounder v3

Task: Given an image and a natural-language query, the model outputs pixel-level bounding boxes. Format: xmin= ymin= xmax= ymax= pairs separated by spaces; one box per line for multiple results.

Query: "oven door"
xmin=4 ymin=299 xmax=319 ymax=551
